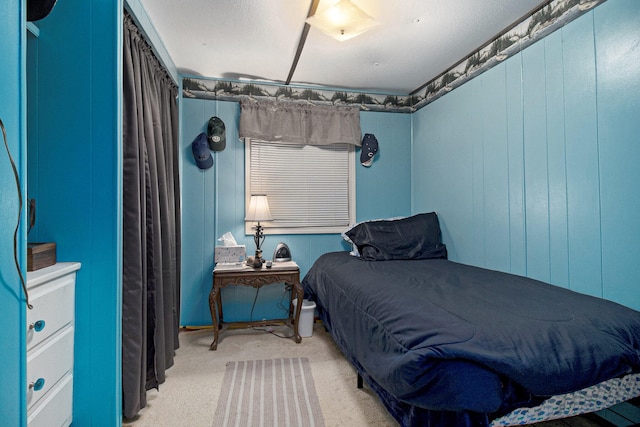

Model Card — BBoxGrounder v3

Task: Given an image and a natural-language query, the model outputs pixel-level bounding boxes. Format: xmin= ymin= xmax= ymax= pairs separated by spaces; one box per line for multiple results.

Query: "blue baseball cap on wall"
xmin=192 ymin=132 xmax=213 ymax=170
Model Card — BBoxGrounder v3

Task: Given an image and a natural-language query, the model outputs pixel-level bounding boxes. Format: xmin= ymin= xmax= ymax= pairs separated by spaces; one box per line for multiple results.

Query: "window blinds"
xmin=248 ymin=139 xmax=352 ymax=232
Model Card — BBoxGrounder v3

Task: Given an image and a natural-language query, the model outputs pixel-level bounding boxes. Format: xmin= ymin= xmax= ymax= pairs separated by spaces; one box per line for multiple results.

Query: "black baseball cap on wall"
xmin=207 ymin=116 xmax=226 ymax=151
xmin=360 ymin=133 xmax=379 ymax=167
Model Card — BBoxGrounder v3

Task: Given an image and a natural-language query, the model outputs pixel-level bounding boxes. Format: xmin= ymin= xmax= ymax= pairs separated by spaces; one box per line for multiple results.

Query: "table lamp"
xmin=245 ymin=194 xmax=273 ymax=264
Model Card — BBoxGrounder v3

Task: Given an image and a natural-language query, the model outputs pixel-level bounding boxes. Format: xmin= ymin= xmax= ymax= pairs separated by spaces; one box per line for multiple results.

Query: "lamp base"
xmin=245 ymin=249 xmax=263 ymax=268
xmin=246 ymin=255 xmax=263 ymax=268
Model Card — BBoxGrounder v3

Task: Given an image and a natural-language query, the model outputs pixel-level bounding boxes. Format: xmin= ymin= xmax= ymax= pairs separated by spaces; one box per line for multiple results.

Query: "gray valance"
xmin=239 ymin=99 xmax=361 ymax=146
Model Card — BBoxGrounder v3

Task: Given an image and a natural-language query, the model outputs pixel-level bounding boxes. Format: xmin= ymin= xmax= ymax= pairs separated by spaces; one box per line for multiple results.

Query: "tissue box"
xmin=214 ymin=245 xmax=246 ymax=264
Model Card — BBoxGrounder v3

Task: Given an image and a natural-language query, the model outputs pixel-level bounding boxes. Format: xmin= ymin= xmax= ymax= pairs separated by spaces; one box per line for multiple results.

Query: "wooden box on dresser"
xmin=26 ymin=262 xmax=81 ymax=427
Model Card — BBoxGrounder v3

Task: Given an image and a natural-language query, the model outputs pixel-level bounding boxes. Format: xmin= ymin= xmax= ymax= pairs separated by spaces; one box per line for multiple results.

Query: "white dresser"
xmin=26 ymin=262 xmax=81 ymax=427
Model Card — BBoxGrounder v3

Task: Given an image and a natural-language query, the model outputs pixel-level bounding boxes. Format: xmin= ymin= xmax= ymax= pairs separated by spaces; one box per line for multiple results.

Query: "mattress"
xmin=302 ymin=251 xmax=640 ymax=426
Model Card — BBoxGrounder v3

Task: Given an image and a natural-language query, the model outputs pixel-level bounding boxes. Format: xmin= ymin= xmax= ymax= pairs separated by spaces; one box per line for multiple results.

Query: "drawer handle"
xmin=29 ymin=320 xmax=46 ymax=332
xmin=29 ymin=378 xmax=45 ymax=391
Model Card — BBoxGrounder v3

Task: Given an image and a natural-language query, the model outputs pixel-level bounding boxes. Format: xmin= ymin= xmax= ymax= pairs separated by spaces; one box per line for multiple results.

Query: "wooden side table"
xmin=209 ymin=261 xmax=303 ymax=350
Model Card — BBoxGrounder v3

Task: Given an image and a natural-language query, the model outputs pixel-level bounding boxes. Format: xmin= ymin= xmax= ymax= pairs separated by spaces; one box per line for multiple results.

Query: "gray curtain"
xmin=122 ymin=13 xmax=181 ymax=420
xmin=239 ymin=99 xmax=361 ymax=146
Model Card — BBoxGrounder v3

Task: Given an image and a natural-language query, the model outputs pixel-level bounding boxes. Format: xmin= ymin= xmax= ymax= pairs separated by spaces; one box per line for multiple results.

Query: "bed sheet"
xmin=491 ymin=372 xmax=640 ymax=425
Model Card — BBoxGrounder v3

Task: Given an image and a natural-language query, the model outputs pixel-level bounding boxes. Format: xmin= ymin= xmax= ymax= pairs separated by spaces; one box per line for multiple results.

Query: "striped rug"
xmin=213 ymin=357 xmax=325 ymax=427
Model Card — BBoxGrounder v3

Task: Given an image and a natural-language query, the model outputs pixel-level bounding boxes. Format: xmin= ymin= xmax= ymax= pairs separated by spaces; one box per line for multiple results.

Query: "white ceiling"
xmin=138 ymin=0 xmax=549 ymax=95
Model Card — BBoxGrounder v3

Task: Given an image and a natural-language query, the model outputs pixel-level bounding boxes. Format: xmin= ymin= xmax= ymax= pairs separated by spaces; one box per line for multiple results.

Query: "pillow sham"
xmin=341 ymin=216 xmax=405 ymax=257
xmin=343 ymin=212 xmax=447 ymax=261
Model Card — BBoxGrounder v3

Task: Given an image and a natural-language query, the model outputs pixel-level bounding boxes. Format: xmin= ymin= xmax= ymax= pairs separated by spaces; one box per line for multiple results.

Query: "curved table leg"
xmin=292 ymin=281 xmax=304 ymax=343
xmin=209 ymin=285 xmax=220 ymax=350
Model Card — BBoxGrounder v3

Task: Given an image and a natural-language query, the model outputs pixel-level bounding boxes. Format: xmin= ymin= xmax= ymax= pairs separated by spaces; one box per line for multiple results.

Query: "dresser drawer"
xmin=27 ymin=325 xmax=74 ymax=409
xmin=26 ymin=273 xmax=75 ymax=351
xmin=27 ymin=373 xmax=72 ymax=427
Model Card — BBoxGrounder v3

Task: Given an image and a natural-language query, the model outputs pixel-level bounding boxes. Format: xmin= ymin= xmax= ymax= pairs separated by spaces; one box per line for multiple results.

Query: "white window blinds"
xmin=245 ymin=139 xmax=355 ymax=235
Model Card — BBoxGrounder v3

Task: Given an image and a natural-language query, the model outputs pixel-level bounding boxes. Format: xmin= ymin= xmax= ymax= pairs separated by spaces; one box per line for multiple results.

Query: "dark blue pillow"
xmin=344 ymin=212 xmax=447 ymax=261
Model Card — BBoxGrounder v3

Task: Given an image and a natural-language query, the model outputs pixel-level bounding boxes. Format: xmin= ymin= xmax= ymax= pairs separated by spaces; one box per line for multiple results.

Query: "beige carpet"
xmin=123 ymin=322 xmax=397 ymax=427
xmin=122 ymin=321 xmax=610 ymax=427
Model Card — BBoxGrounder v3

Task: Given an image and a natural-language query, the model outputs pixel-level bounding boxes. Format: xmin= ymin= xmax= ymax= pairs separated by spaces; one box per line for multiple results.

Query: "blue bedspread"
xmin=302 ymin=251 xmax=640 ymax=425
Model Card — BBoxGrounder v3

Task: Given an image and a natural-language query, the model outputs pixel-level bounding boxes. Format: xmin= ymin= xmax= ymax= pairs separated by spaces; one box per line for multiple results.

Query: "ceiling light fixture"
xmin=306 ymin=0 xmax=379 ymax=42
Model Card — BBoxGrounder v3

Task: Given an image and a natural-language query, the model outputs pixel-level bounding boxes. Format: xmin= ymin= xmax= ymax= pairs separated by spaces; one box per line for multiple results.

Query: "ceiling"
xmin=138 ymin=0 xmax=550 ymax=95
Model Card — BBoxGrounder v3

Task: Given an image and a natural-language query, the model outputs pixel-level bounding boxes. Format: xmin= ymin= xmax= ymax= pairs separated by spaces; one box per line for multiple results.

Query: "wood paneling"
xmin=180 ymin=101 xmax=412 ymax=325
xmin=412 ymin=0 xmax=640 ymax=310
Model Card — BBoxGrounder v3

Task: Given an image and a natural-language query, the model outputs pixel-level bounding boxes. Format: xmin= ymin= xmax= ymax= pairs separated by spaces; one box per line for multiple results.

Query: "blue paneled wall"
xmin=27 ymin=0 xmax=123 ymax=424
xmin=3 ymin=0 xmax=123 ymax=425
xmin=1 ymin=2 xmax=27 ymax=425
xmin=412 ymin=0 xmax=640 ymax=309
xmin=180 ymin=98 xmax=412 ymax=325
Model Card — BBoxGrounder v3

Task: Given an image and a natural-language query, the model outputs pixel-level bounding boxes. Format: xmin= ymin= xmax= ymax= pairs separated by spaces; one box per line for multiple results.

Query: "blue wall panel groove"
xmin=505 ymin=50 xmax=527 ymax=277
xmin=480 ymin=63 xmax=511 ymax=273
xmin=522 ymin=39 xmax=551 ymax=283
xmin=562 ymin=11 xmax=602 ymax=298
xmin=470 ymin=78 xmax=486 ymax=268
xmin=545 ymin=31 xmax=570 ymax=289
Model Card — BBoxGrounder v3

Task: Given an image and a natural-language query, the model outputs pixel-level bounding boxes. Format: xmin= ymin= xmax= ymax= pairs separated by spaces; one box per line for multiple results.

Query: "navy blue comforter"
xmin=302 ymin=251 xmax=640 ymax=424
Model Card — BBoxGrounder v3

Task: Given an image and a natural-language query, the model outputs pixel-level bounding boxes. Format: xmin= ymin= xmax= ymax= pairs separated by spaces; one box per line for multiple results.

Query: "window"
xmin=245 ymin=139 xmax=355 ymax=235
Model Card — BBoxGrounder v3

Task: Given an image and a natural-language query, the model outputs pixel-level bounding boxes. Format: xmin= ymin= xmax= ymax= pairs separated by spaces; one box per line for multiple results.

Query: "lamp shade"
xmin=306 ymin=0 xmax=379 ymax=42
xmin=245 ymin=194 xmax=273 ymax=222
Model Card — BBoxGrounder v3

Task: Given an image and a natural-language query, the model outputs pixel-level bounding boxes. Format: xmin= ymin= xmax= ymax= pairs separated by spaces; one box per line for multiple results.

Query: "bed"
xmin=301 ymin=212 xmax=640 ymax=426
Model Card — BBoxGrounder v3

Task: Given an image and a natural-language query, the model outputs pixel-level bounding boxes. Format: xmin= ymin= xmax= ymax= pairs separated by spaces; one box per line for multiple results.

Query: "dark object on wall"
xmin=273 ymin=242 xmax=291 ymax=262
xmin=27 ymin=242 xmax=56 ymax=271
xmin=27 ymin=0 xmax=58 ymax=22
xmin=191 ymin=132 xmax=213 ymax=170
xmin=360 ymin=133 xmax=378 ymax=167
xmin=207 ymin=116 xmax=226 ymax=151
xmin=28 ymin=198 xmax=36 ymax=234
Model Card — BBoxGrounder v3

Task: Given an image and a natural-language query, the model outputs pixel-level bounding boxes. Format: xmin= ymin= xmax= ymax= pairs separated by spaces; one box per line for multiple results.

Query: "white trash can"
xmin=293 ymin=299 xmax=316 ymax=338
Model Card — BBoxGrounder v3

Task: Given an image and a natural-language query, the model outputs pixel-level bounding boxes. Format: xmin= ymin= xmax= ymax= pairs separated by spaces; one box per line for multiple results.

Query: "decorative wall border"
xmin=182 ymin=78 xmax=416 ymax=113
xmin=411 ymin=0 xmax=606 ymax=110
xmin=182 ymin=0 xmax=605 ymax=113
